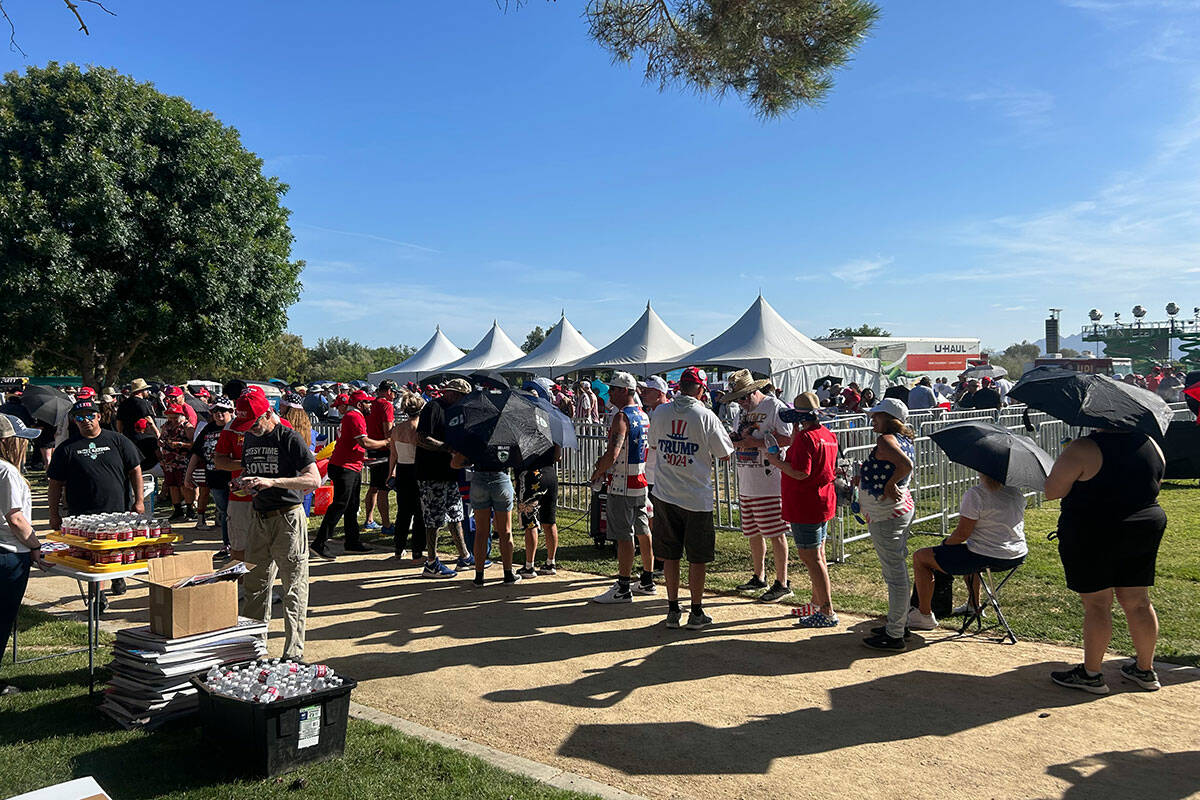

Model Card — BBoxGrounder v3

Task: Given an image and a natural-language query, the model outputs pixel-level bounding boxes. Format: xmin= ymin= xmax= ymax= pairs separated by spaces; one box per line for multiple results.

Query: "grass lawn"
xmin=338 ymin=479 xmax=1199 ymax=665
xmin=539 ymin=483 xmax=1200 ymax=666
xmin=0 ymin=607 xmax=596 ymax=800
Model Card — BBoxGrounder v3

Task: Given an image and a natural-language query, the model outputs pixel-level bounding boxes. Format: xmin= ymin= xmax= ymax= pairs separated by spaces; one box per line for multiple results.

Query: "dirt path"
xmin=21 ymin=497 xmax=1200 ymax=800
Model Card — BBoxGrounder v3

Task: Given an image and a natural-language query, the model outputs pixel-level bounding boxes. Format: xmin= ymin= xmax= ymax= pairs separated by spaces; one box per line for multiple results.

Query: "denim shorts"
xmin=791 ymin=521 xmax=828 ymax=550
xmin=469 ymin=471 xmax=514 ymax=512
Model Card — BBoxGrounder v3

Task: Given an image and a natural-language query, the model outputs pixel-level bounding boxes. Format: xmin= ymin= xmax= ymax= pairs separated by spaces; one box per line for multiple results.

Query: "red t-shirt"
xmin=330 ymin=409 xmax=367 ymax=471
xmin=781 ymin=425 xmax=839 ymax=524
xmin=366 ymin=397 xmax=394 ymax=442
xmin=214 ymin=428 xmax=251 ymax=503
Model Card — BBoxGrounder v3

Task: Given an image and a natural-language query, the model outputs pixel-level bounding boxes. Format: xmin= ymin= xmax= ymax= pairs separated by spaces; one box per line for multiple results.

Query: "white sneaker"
xmin=631 ymin=581 xmax=657 ymax=596
xmin=591 ymin=581 xmax=633 ymax=604
xmin=907 ymin=608 xmax=938 ymax=630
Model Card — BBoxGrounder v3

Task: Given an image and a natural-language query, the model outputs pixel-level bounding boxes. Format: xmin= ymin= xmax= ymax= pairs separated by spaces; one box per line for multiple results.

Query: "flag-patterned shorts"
xmin=739 ymin=494 xmax=789 ymax=539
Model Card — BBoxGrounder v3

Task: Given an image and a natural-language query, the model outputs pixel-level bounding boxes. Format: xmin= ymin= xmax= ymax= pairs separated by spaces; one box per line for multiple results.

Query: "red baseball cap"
xmin=134 ymin=419 xmax=149 ymax=433
xmin=333 ymin=393 xmax=351 ymax=408
xmin=165 ymin=403 xmax=186 ymax=416
xmin=76 ymin=387 xmax=96 ymax=400
xmin=680 ymin=367 xmax=708 ymax=387
xmin=232 ymin=390 xmax=271 ymax=432
xmin=349 ymin=390 xmax=371 ymax=403
xmin=164 ymin=385 xmax=183 ymax=397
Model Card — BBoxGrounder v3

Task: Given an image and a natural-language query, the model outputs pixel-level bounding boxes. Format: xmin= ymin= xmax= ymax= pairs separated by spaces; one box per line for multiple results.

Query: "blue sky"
xmin=7 ymin=0 xmax=1200 ymax=355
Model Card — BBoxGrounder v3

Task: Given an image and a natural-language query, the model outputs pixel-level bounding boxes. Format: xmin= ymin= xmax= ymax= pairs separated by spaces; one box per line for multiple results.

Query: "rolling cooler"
xmin=192 ymin=663 xmax=357 ymax=777
xmin=588 ymin=483 xmax=609 ymax=549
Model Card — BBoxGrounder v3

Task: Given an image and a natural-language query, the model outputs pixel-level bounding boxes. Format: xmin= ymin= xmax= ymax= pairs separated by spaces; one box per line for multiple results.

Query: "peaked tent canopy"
xmin=367 ymin=326 xmax=464 ymax=385
xmin=434 ymin=321 xmax=526 ymax=379
xmin=572 ymin=302 xmax=696 ymax=376
xmin=669 ymin=295 xmax=882 ymax=398
xmin=499 ymin=313 xmax=597 ymax=378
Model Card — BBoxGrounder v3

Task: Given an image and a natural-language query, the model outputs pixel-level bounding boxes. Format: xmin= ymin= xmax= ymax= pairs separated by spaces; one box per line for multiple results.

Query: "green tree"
xmin=254 ymin=333 xmax=311 ymax=382
xmin=369 ymin=345 xmax=416 ymax=375
xmin=14 ymin=3 xmax=879 ymax=119
xmin=522 ymin=325 xmax=548 ymax=354
xmin=0 ymin=63 xmax=302 ymax=388
xmin=827 ymin=324 xmax=891 ymax=338
xmin=1059 ymin=347 xmax=1081 ymax=358
xmin=986 ymin=340 xmax=1041 ymax=379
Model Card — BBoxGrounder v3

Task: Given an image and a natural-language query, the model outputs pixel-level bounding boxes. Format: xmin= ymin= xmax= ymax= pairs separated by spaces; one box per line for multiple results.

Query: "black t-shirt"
xmin=241 ymin=424 xmax=316 ymax=512
xmin=415 ymin=399 xmax=456 ymax=482
xmin=133 ymin=433 xmax=160 ymax=470
xmin=116 ymin=396 xmax=154 ymax=437
xmin=973 ymin=387 xmax=1002 ymax=409
xmin=46 ymin=429 xmax=142 ymax=515
xmin=191 ymin=422 xmax=231 ymax=491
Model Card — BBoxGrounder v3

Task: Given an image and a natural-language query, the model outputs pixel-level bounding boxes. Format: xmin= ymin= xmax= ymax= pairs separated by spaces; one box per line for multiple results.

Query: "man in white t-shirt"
xmin=648 ymin=368 xmax=734 ymax=630
xmin=723 ymin=370 xmax=794 ymax=603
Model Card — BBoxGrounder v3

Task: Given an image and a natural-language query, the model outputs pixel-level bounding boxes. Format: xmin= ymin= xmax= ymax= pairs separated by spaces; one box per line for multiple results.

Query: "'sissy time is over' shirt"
xmin=241 ymin=424 xmax=316 ymax=512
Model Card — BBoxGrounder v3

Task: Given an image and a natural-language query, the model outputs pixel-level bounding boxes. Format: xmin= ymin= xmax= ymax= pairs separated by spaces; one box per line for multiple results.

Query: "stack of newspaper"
xmin=100 ymin=617 xmax=267 ymax=729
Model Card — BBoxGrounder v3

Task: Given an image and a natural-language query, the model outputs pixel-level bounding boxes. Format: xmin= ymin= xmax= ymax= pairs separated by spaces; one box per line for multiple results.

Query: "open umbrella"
xmin=1184 ymin=381 xmax=1200 ymax=422
xmin=469 ymin=370 xmax=512 ymax=391
xmin=303 ymin=392 xmax=329 ymax=417
xmin=182 ymin=393 xmax=210 ymax=417
xmin=960 ymin=364 xmax=1008 ymax=380
xmin=519 ymin=381 xmax=578 ymax=449
xmin=19 ymin=385 xmax=72 ymax=427
xmin=444 ymin=389 xmax=554 ymax=471
xmin=929 ymin=421 xmax=1055 ymax=490
xmin=1009 ymin=366 xmax=1173 ymax=438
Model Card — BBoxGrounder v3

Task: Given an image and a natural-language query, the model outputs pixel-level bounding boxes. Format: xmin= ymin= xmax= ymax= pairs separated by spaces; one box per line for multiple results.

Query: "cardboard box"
xmin=148 ymin=551 xmax=241 ymax=638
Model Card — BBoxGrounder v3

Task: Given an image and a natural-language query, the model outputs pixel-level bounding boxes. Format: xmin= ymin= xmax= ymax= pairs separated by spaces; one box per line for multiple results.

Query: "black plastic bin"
xmin=192 ymin=663 xmax=357 ymax=777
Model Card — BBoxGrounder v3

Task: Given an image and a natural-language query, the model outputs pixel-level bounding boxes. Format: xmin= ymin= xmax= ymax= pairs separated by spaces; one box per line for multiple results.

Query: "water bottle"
xmin=764 ymin=432 xmax=780 ymax=455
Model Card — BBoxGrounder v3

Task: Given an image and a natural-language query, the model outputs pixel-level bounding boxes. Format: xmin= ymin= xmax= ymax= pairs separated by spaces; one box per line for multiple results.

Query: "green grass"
xmin=0 ymin=607 xmax=595 ymax=800
xmin=311 ymin=480 xmax=1200 ymax=665
xmin=538 ymin=484 xmax=1200 ymax=666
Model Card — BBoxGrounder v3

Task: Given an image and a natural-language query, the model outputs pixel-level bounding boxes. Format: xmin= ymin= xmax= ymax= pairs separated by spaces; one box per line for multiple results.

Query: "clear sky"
xmin=6 ymin=1 xmax=1200 ymax=355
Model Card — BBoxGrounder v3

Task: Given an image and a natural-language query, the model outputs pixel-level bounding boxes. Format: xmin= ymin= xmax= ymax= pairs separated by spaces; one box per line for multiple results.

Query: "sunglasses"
xmin=74 ymin=413 xmax=99 ymax=421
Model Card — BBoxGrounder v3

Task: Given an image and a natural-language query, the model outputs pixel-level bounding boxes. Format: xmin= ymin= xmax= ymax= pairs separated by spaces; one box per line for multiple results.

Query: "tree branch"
xmin=0 ymin=2 xmax=27 ymax=56
xmin=62 ymin=0 xmax=115 ymax=36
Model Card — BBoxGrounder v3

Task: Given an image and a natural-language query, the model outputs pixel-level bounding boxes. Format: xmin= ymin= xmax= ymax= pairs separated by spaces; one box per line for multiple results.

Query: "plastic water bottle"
xmin=764 ymin=432 xmax=780 ymax=455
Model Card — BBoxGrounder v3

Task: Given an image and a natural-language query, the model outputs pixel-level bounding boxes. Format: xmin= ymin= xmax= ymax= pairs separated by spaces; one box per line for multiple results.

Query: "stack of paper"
xmin=100 ymin=617 xmax=267 ymax=729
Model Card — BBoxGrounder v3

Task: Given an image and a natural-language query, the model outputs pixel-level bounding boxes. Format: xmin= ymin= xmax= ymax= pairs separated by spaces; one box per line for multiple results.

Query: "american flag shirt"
xmin=859 ymin=434 xmax=915 ymax=522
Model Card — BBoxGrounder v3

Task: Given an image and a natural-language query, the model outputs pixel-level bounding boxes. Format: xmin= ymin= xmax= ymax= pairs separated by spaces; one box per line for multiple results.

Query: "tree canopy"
xmin=11 ymin=3 xmax=879 ymax=119
xmin=0 ymin=63 xmax=303 ymax=388
xmin=827 ymin=324 xmax=891 ymax=338
xmin=521 ymin=325 xmax=549 ymax=354
xmin=986 ymin=340 xmax=1041 ymax=379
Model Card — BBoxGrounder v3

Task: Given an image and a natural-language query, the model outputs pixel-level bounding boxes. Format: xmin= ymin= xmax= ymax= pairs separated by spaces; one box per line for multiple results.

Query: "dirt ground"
xmin=22 ymin=501 xmax=1200 ymax=800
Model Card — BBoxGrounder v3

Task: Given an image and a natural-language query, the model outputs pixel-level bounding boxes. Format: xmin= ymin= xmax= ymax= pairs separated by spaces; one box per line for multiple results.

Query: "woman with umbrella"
xmin=1042 ymin=426 xmax=1167 ymax=695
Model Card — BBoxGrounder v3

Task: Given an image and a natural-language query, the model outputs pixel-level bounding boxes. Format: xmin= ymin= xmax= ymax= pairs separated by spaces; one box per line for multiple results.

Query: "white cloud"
xmin=963 ymin=88 xmax=1055 ymax=131
xmin=295 ymin=223 xmax=440 ymax=254
xmin=827 ymin=257 xmax=893 ymax=286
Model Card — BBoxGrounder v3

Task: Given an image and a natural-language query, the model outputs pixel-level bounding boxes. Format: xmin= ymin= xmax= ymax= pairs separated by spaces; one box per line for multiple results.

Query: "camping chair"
xmin=958 ymin=561 xmax=1024 ymax=645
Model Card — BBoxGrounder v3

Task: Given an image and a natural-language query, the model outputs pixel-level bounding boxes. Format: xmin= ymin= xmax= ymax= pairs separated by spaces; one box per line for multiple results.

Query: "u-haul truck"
xmin=814 ymin=336 xmax=982 ymax=383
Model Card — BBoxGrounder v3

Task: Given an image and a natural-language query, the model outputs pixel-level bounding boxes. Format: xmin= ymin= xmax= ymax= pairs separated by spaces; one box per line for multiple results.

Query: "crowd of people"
xmin=0 ymin=360 xmax=1180 ymax=697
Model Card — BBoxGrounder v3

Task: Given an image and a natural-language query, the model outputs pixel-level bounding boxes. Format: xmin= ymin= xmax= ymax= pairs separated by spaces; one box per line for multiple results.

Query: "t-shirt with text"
xmin=647 ymin=396 xmax=734 ymax=513
xmin=47 ymin=430 xmax=141 ymax=515
xmin=731 ymin=396 xmax=793 ymax=498
xmin=241 ymin=424 xmax=316 ymax=512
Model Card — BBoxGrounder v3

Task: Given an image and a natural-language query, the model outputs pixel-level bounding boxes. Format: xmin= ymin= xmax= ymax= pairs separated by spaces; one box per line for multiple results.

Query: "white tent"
xmin=434 ymin=321 xmax=526 ymax=377
xmin=367 ymin=326 xmax=464 ymax=385
xmin=499 ymin=313 xmax=597 ymax=378
xmin=669 ymin=295 xmax=882 ymax=399
xmin=571 ymin=302 xmax=696 ymax=376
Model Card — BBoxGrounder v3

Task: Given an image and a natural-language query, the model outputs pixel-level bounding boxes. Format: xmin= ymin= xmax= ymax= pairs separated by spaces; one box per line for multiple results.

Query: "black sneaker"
xmin=343 ymin=542 xmax=372 ymax=553
xmin=311 ymin=543 xmax=336 ymax=560
xmin=758 ymin=581 xmax=793 ymax=603
xmin=1120 ymin=662 xmax=1161 ymax=692
xmin=536 ymin=563 xmax=557 ymax=576
xmin=1051 ymin=664 xmax=1109 ymax=695
xmin=110 ymin=578 xmax=127 ymax=596
xmin=503 ymin=572 xmax=522 ymax=585
xmin=685 ymin=610 xmax=712 ymax=630
xmin=736 ymin=575 xmax=768 ymax=591
xmin=871 ymin=625 xmax=913 ymax=640
xmin=214 ymin=547 xmax=233 ymax=564
xmin=516 ymin=565 xmax=537 ymax=579
xmin=185 ymin=506 xmax=196 ymax=520
xmin=863 ymin=632 xmax=906 ymax=651
xmin=167 ymin=508 xmax=186 ymax=522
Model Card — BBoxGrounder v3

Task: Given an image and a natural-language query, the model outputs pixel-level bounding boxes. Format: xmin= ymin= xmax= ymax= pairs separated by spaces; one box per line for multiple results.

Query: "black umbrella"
xmin=19 ymin=385 xmax=72 ymax=426
xmin=960 ymin=363 xmax=1008 ymax=380
xmin=929 ymin=421 xmax=1055 ymax=490
xmin=469 ymin=370 xmax=512 ymax=391
xmin=183 ymin=393 xmax=210 ymax=417
xmin=1009 ymin=366 xmax=1173 ymax=438
xmin=444 ymin=389 xmax=554 ymax=471
xmin=520 ymin=390 xmax=578 ymax=449
xmin=303 ymin=393 xmax=329 ymax=416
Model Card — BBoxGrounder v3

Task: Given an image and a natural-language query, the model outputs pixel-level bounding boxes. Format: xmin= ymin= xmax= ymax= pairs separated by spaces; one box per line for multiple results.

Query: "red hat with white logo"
xmin=680 ymin=367 xmax=708 ymax=387
xmin=333 ymin=393 xmax=351 ymax=408
xmin=348 ymin=389 xmax=371 ymax=403
xmin=164 ymin=385 xmax=183 ymax=398
xmin=76 ymin=386 xmax=96 ymax=400
xmin=232 ymin=389 xmax=271 ymax=432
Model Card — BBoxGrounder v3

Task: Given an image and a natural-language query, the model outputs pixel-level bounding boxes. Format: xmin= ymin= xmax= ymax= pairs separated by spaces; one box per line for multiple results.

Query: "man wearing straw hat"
xmin=723 ymin=369 xmax=794 ymax=603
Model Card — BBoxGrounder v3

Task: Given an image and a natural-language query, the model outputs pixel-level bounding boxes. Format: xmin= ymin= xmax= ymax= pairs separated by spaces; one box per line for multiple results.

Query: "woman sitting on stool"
xmin=909 ymin=472 xmax=1028 ymax=630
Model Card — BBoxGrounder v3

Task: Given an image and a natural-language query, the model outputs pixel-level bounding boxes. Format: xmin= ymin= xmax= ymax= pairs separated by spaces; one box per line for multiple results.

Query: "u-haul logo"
xmin=934 ymin=344 xmax=969 ymax=353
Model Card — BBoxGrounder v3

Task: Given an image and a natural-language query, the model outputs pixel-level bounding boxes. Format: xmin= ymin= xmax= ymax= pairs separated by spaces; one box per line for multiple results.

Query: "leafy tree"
xmin=369 ymin=345 xmax=416 ymax=373
xmin=254 ymin=333 xmax=311 ymax=382
xmin=522 ymin=325 xmax=548 ymax=354
xmin=0 ymin=63 xmax=302 ymax=388
xmin=586 ymin=0 xmax=880 ymax=117
xmin=986 ymin=340 xmax=1041 ymax=379
xmin=1059 ymin=347 xmax=1081 ymax=358
xmin=827 ymin=324 xmax=891 ymax=338
xmin=11 ymin=3 xmax=879 ymax=119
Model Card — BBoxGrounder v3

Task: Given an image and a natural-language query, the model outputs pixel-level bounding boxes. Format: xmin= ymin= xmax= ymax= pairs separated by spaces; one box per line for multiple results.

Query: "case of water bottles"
xmin=193 ymin=658 xmax=357 ymax=777
xmin=45 ymin=512 xmax=180 ymax=573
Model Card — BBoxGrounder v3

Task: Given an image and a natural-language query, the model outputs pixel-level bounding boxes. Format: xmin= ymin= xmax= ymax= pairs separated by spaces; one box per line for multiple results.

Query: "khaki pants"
xmin=243 ymin=505 xmax=309 ymax=660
